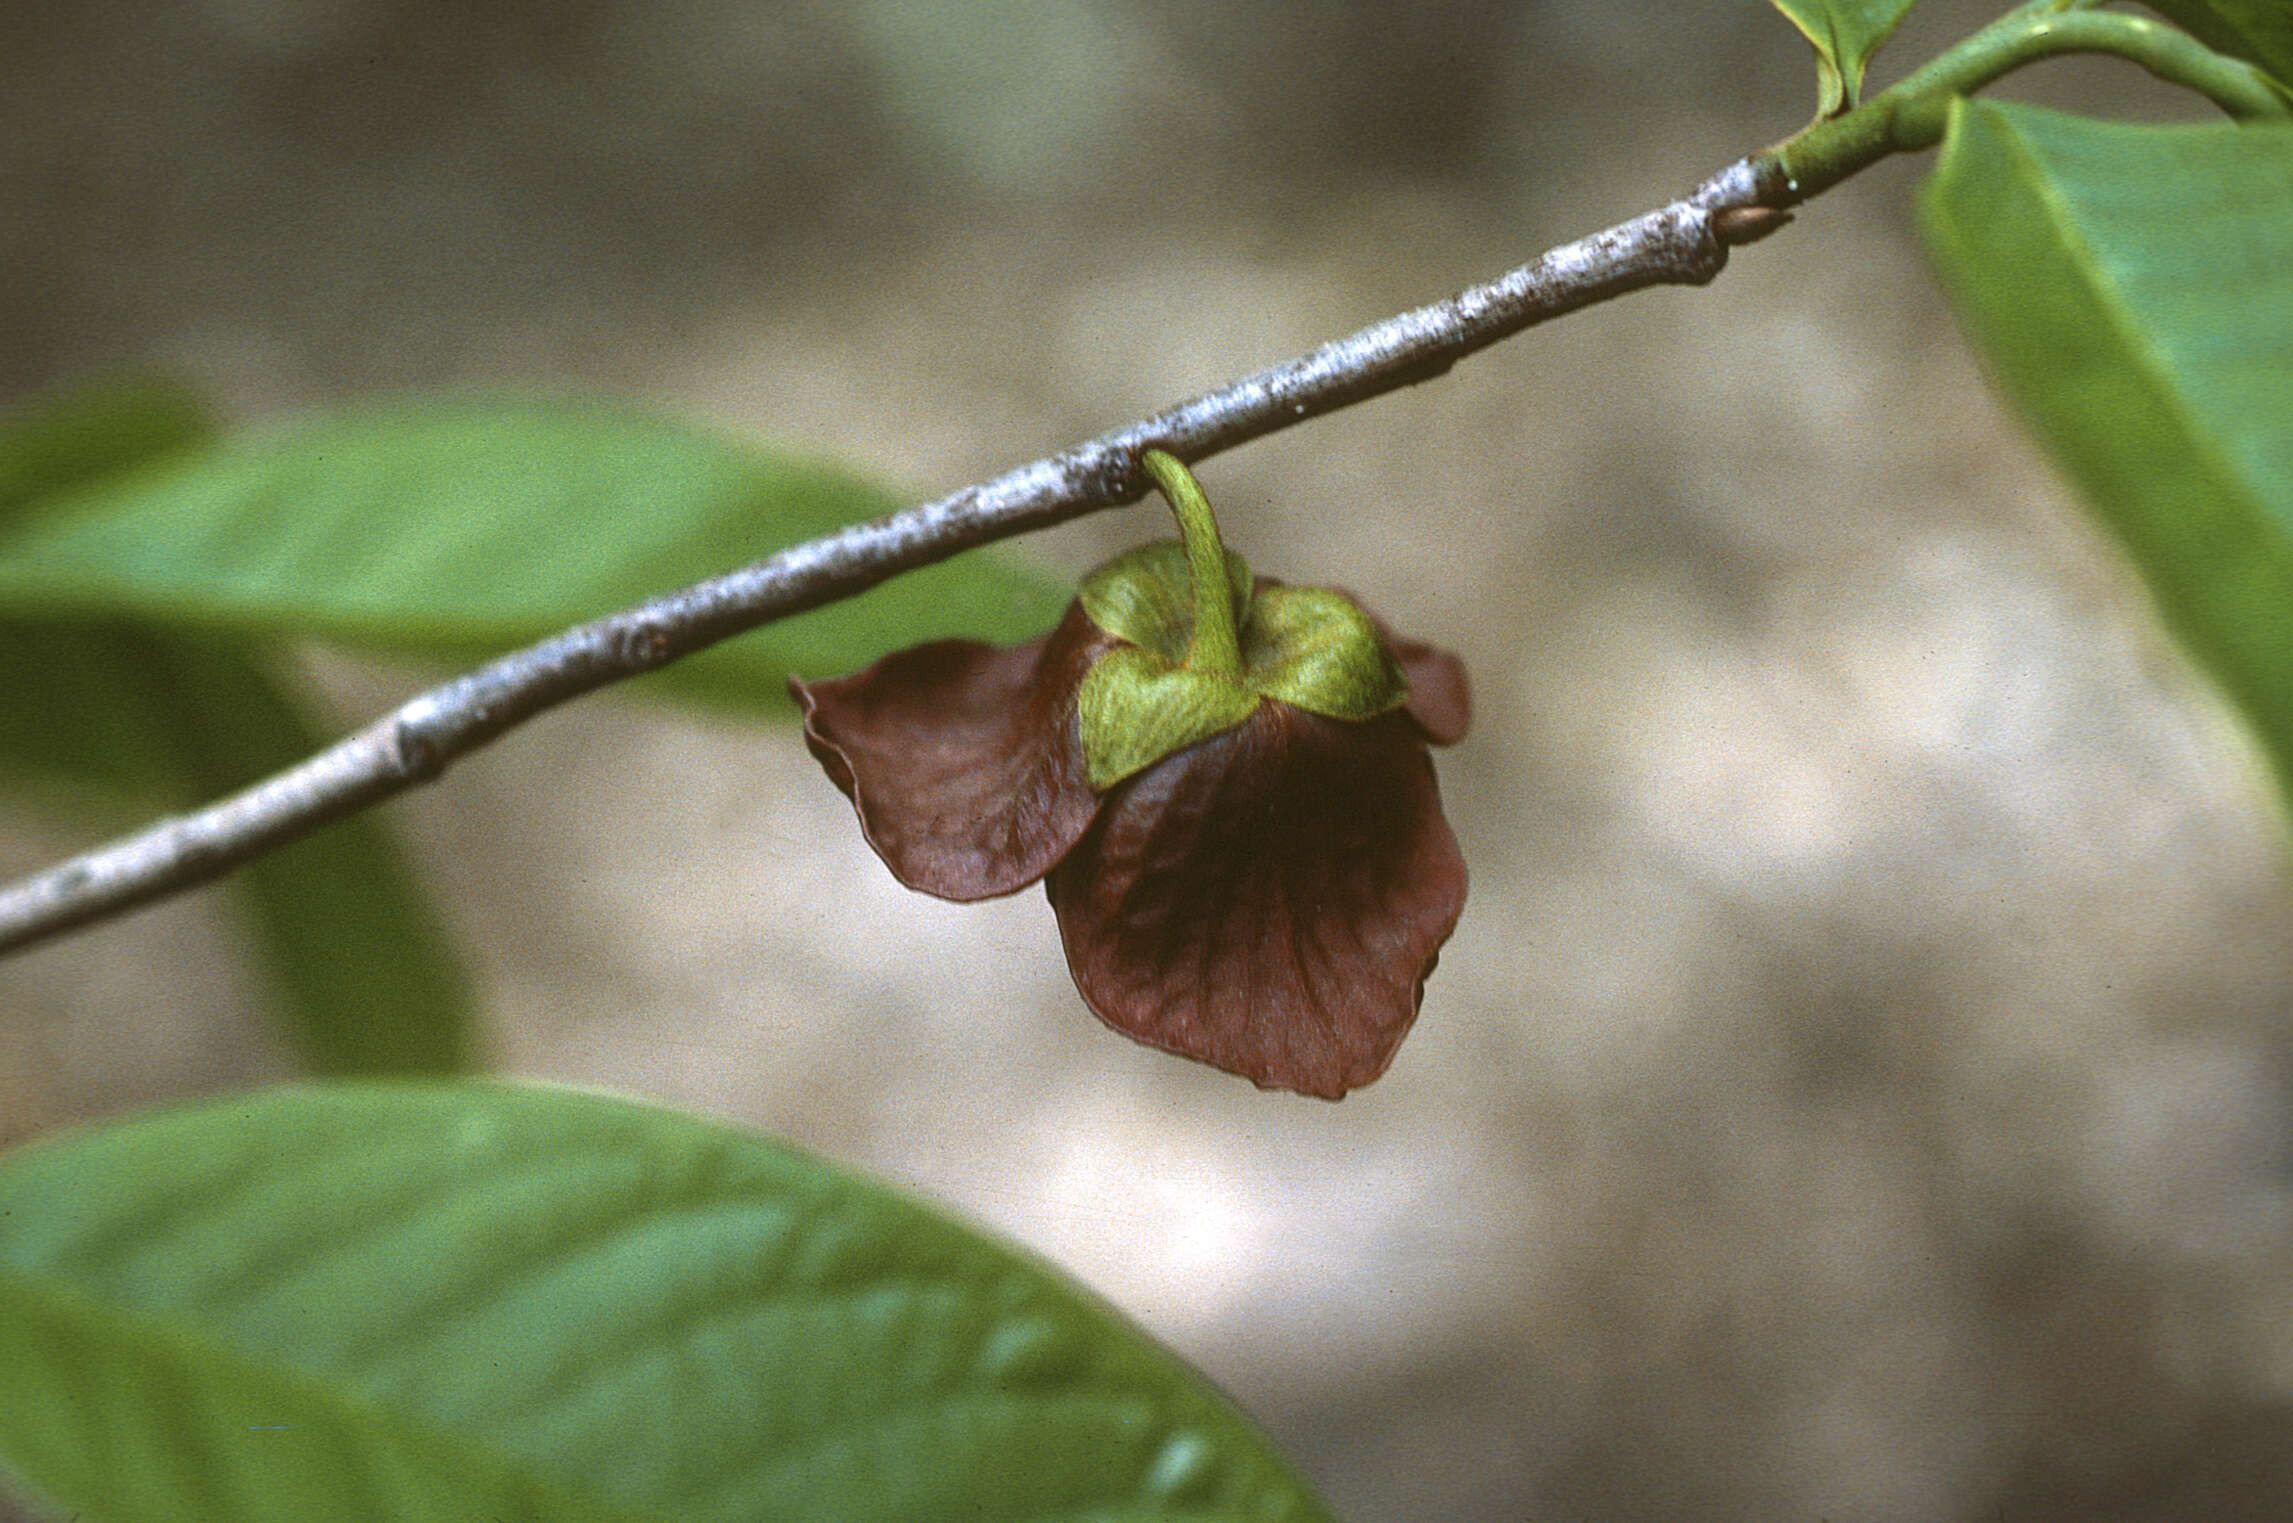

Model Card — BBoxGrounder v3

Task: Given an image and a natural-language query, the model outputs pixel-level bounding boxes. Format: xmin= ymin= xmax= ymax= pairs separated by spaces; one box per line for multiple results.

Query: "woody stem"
xmin=1141 ymin=448 xmax=1244 ymax=681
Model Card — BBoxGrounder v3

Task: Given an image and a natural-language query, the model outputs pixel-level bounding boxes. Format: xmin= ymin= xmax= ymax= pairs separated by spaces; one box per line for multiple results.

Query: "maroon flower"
xmin=790 ymin=451 xmax=1468 ymax=1099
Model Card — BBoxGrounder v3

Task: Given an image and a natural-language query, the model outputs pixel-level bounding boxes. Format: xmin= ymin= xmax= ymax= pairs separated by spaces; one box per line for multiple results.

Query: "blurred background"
xmin=7 ymin=1 xmax=2293 ymax=1518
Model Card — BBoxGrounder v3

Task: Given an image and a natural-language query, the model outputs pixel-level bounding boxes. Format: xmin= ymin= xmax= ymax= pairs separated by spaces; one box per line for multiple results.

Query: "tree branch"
xmin=0 ymin=157 xmax=1781 ymax=956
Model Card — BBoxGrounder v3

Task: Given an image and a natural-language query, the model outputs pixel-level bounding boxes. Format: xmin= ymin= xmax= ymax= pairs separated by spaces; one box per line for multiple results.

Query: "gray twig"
xmin=0 ymin=158 xmax=1778 ymax=955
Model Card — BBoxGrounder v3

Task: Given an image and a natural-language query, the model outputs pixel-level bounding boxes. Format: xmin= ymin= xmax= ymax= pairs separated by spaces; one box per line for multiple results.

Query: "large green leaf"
xmin=1920 ymin=101 xmax=2293 ymax=801
xmin=0 ymin=621 xmax=197 ymax=808
xmin=0 ymin=395 xmax=1072 ymax=713
xmin=0 ymin=1083 xmax=1333 ymax=1523
xmin=2144 ymin=0 xmax=2293 ymax=88
xmin=0 ymin=621 xmax=473 ymax=1075
xmin=1767 ymin=0 xmax=1921 ymax=114
xmin=0 ymin=375 xmax=211 ymax=519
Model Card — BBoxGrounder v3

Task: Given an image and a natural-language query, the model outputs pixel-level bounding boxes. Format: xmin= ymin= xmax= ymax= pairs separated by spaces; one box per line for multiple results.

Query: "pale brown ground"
xmin=6 ymin=3 xmax=2293 ymax=1519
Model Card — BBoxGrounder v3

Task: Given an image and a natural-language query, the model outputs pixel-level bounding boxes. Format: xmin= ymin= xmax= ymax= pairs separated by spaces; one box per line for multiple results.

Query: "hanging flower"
xmin=790 ymin=450 xmax=1468 ymax=1099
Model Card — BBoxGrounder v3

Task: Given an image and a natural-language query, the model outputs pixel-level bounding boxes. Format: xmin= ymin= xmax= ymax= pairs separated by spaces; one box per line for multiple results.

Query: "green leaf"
xmin=0 ymin=622 xmax=201 ymax=808
xmin=1919 ymin=101 xmax=2293 ymax=801
xmin=0 ymin=622 xmax=474 ymax=1075
xmin=0 ymin=1083 xmax=1334 ymax=1523
xmin=1767 ymin=0 xmax=1921 ymax=114
xmin=0 ymin=375 xmax=211 ymax=520
xmin=2144 ymin=0 xmax=2293 ymax=88
xmin=239 ymin=810 xmax=476 ymax=1078
xmin=0 ymin=395 xmax=1072 ymax=713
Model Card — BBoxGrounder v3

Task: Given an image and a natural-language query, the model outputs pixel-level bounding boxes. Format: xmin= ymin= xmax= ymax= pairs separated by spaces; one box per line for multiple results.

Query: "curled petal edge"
xmin=788 ymin=602 xmax=1112 ymax=901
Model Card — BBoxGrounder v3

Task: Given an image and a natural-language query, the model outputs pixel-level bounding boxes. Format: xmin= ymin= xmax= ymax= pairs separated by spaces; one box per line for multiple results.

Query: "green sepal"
xmin=1078 ymin=541 xmax=1252 ymax=663
xmin=1073 ymin=541 xmax=1410 ymax=790
xmin=1078 ymin=647 xmax=1261 ymax=790
xmin=1243 ymin=584 xmax=1408 ymax=723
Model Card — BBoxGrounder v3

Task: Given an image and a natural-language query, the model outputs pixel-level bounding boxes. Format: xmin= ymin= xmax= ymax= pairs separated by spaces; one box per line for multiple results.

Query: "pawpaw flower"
xmin=789 ymin=450 xmax=1468 ymax=1098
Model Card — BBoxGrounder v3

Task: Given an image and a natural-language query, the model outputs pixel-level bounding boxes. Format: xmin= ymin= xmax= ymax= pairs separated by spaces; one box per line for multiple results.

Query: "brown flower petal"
xmin=1390 ymin=634 xmax=1470 ymax=746
xmin=789 ymin=602 xmax=1113 ymax=900
xmin=1046 ymin=702 xmax=1467 ymax=1099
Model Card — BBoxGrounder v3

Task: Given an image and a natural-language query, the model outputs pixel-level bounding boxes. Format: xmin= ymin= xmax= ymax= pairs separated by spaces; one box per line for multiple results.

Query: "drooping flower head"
xmin=790 ymin=450 xmax=1468 ymax=1098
